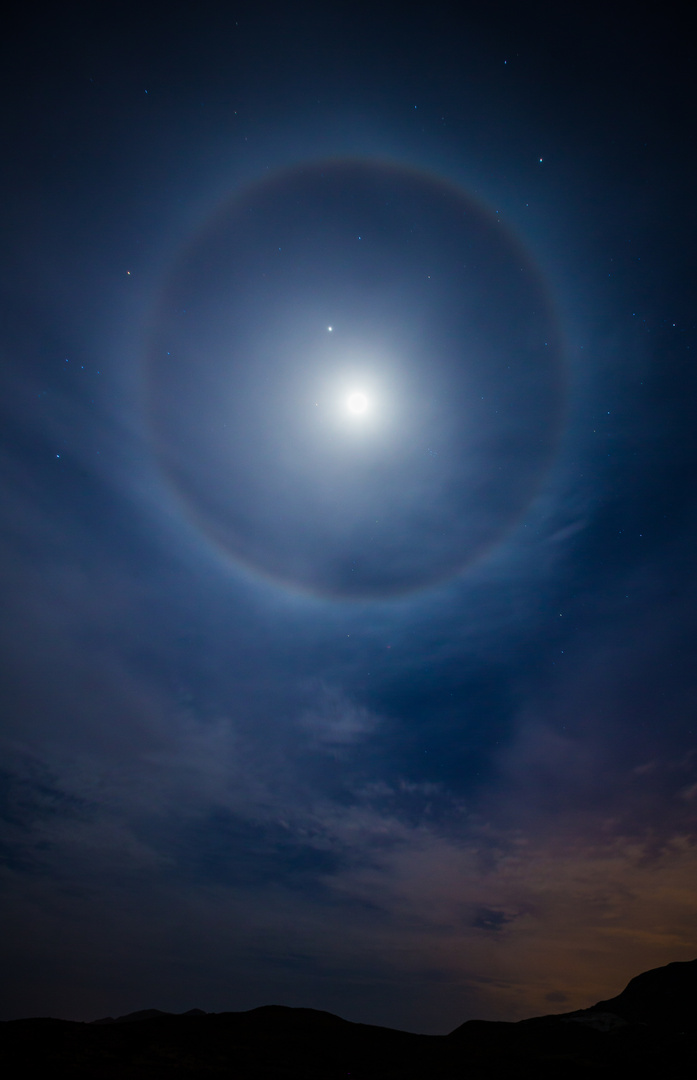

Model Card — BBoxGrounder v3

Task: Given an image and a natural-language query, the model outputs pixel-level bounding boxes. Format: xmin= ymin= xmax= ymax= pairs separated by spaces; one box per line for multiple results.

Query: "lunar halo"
xmin=146 ymin=159 xmax=564 ymax=599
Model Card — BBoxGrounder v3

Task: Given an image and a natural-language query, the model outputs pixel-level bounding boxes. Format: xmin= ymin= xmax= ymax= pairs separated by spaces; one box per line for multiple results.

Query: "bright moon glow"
xmin=347 ymin=391 xmax=369 ymax=415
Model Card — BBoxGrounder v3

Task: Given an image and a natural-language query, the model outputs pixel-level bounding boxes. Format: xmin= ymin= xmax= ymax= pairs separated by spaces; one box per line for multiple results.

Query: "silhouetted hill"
xmin=2 ymin=958 xmax=696 ymax=1077
xmin=93 ymin=1009 xmax=174 ymax=1025
xmin=591 ymin=957 xmax=697 ymax=1030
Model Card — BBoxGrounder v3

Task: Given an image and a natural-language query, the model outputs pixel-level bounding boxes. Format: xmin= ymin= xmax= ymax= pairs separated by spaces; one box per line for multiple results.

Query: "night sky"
xmin=1 ymin=3 xmax=696 ymax=1034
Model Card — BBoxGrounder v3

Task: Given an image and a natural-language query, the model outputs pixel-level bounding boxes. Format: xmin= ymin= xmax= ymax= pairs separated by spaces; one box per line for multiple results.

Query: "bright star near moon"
xmin=347 ymin=391 xmax=369 ymax=415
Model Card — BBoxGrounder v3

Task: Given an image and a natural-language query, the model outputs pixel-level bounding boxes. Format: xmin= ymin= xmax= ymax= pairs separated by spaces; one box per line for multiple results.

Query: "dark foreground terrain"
xmin=2 ymin=958 xmax=696 ymax=1077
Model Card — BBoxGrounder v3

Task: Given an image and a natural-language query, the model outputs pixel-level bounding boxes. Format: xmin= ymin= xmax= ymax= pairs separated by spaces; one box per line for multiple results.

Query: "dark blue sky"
xmin=1 ymin=2 xmax=696 ymax=1033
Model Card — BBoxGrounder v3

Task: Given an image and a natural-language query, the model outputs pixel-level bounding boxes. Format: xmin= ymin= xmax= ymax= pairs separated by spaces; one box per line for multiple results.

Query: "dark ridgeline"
xmin=2 ymin=959 xmax=696 ymax=1077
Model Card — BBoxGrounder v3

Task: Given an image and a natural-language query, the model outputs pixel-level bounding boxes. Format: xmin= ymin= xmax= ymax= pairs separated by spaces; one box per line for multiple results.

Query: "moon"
xmin=347 ymin=391 xmax=369 ymax=415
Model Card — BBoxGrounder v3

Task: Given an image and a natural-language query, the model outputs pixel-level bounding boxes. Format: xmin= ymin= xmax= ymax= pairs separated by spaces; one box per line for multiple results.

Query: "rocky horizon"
xmin=3 ymin=957 xmax=696 ymax=1076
